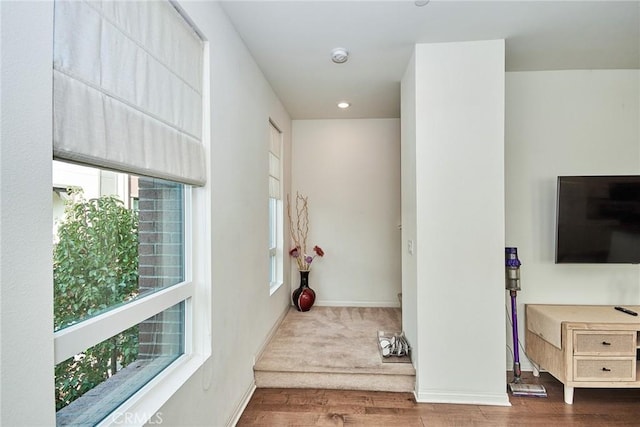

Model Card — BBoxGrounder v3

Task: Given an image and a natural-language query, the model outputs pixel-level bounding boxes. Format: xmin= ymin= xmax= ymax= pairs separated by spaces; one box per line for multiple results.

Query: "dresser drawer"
xmin=573 ymin=331 xmax=636 ymax=355
xmin=573 ymin=357 xmax=635 ymax=381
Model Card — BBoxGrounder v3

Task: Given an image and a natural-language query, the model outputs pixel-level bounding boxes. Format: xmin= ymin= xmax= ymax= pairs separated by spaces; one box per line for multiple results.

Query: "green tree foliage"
xmin=54 ymin=189 xmax=139 ymax=410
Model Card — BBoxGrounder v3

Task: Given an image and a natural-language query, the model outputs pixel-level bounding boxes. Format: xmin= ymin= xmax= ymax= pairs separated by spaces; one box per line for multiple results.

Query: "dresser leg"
xmin=532 ymin=366 xmax=540 ymax=377
xmin=564 ymin=386 xmax=574 ymax=404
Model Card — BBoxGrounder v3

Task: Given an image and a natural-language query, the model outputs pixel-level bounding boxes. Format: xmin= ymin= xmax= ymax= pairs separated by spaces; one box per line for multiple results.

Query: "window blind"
xmin=269 ymin=123 xmax=281 ymax=199
xmin=53 ymin=0 xmax=206 ymax=186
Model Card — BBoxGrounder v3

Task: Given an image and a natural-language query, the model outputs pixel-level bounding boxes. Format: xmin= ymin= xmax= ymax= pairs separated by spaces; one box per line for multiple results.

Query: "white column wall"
xmin=401 ymin=52 xmax=419 ymax=386
xmin=1 ymin=2 xmax=56 ymax=424
xmin=404 ymin=40 xmax=509 ymax=405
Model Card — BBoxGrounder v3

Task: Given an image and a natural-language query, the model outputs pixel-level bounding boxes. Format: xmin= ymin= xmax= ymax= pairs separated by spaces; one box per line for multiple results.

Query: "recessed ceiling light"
xmin=337 ymin=102 xmax=350 ymax=109
xmin=331 ymin=47 xmax=349 ymax=64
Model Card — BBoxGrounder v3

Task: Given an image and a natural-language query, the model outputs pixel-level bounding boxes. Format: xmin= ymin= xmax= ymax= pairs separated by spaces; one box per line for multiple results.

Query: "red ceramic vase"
xmin=292 ymin=270 xmax=315 ymax=312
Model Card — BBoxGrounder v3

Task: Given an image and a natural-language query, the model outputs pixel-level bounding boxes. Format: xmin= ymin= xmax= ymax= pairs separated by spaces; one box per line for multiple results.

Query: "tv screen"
xmin=555 ymin=176 xmax=640 ymax=264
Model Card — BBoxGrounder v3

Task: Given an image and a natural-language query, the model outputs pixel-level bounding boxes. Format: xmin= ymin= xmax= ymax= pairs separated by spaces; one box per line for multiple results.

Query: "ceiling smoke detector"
xmin=331 ymin=47 xmax=349 ymax=64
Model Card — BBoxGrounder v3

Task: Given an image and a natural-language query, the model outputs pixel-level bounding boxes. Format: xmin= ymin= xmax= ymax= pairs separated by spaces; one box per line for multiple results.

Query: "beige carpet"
xmin=254 ymin=306 xmax=415 ymax=392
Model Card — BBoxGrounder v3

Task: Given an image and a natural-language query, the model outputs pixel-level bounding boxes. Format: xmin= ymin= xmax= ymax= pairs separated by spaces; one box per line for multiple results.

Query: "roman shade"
xmin=269 ymin=123 xmax=281 ymax=198
xmin=53 ymin=0 xmax=206 ymax=186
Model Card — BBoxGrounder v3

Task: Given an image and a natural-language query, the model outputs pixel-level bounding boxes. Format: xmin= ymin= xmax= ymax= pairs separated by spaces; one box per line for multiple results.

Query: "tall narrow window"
xmin=269 ymin=121 xmax=284 ymax=292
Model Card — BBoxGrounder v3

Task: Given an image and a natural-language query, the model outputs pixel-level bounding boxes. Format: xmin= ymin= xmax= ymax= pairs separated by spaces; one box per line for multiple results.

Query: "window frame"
xmin=268 ymin=120 xmax=284 ymax=295
xmin=51 ymin=169 xmax=209 ymax=426
xmin=269 ymin=197 xmax=278 ymax=280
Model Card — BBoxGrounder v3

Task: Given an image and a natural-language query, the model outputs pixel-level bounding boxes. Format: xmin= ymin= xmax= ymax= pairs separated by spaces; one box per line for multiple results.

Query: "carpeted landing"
xmin=254 ymin=306 xmax=416 ymax=392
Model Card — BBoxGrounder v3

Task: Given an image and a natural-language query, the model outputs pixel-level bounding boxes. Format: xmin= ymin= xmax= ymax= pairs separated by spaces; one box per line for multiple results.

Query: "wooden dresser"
xmin=525 ymin=304 xmax=640 ymax=404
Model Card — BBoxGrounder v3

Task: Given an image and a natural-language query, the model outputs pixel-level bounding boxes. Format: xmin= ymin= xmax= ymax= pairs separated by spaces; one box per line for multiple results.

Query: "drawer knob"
xmin=602 ymin=367 xmax=611 ymax=372
xmin=602 ymin=341 xmax=611 ymax=346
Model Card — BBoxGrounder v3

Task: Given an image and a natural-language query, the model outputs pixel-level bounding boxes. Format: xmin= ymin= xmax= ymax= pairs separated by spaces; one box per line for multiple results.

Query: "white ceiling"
xmin=219 ymin=1 xmax=640 ymax=119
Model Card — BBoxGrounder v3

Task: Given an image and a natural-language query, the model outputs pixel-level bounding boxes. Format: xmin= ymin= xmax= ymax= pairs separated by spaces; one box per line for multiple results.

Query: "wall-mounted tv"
xmin=555 ymin=175 xmax=640 ymax=264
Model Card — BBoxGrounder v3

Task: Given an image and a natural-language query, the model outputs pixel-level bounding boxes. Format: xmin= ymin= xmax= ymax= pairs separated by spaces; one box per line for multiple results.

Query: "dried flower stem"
xmin=287 ymin=192 xmax=310 ymax=270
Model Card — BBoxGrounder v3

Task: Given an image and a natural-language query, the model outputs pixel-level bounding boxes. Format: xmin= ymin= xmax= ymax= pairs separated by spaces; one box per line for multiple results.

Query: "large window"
xmin=268 ymin=121 xmax=284 ymax=292
xmin=53 ymin=161 xmax=192 ymax=425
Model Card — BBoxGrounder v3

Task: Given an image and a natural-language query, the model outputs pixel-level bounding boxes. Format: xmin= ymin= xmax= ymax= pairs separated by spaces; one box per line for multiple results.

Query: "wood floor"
xmin=237 ymin=372 xmax=640 ymax=426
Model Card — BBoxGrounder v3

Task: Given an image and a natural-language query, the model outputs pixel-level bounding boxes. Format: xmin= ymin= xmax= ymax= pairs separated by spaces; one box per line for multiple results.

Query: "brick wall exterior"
xmin=137 ymin=178 xmax=185 ymax=358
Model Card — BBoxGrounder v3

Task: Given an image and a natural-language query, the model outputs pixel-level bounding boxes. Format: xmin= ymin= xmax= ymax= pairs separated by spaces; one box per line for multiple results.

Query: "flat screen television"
xmin=555 ymin=175 xmax=640 ymax=264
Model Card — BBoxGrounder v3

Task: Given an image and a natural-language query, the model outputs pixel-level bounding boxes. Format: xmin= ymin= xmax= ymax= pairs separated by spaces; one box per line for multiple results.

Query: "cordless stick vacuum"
xmin=505 ymin=247 xmax=547 ymax=397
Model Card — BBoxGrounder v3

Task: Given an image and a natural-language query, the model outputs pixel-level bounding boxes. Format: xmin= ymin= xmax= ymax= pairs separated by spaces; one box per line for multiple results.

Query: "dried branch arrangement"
xmin=287 ymin=192 xmax=324 ymax=271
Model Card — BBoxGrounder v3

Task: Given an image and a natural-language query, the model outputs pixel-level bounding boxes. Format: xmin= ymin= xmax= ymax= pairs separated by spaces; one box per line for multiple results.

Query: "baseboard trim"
xmin=415 ymin=390 xmax=511 ymax=407
xmin=226 ymin=381 xmax=256 ymax=427
xmin=315 ymin=300 xmax=401 ymax=308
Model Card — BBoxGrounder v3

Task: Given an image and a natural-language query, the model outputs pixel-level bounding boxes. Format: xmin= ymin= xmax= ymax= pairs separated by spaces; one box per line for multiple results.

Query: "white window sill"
xmin=97 ymin=352 xmax=209 ymax=427
xmin=269 ymin=281 xmax=284 ymax=296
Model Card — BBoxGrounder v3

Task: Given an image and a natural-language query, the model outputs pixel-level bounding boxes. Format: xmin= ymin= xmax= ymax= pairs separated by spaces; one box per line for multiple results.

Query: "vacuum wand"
xmin=505 ymin=247 xmax=522 ymax=383
xmin=509 ymin=289 xmax=521 ymax=382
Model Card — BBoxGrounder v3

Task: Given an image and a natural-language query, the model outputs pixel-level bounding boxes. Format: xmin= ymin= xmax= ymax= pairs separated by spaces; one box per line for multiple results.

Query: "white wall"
xmin=1 ymin=1 xmax=56 ymax=424
xmin=291 ymin=119 xmax=401 ymax=307
xmin=403 ymin=40 xmax=509 ymax=405
xmin=401 ymin=52 xmax=419 ymax=383
xmin=505 ymin=70 xmax=640 ymax=370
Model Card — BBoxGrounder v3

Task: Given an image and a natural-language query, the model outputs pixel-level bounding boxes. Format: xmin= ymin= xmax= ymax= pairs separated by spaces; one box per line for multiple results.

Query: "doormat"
xmin=377 ymin=331 xmax=412 ymax=363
